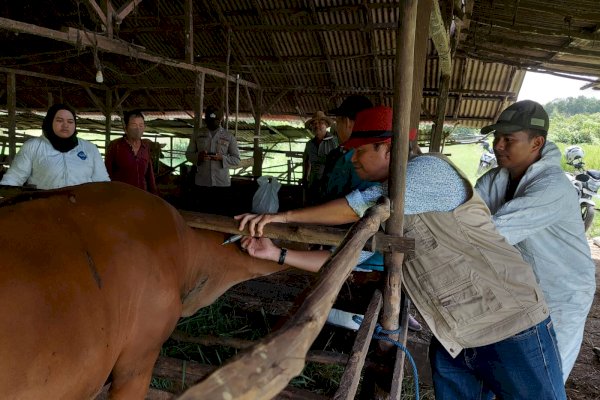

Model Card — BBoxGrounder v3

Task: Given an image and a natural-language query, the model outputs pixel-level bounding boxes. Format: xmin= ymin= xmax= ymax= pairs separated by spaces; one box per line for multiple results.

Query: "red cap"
xmin=344 ymin=106 xmax=418 ymax=149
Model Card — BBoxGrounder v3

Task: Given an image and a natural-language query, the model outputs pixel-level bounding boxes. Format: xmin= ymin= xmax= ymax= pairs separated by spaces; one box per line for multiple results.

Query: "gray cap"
xmin=481 ymin=100 xmax=549 ymax=134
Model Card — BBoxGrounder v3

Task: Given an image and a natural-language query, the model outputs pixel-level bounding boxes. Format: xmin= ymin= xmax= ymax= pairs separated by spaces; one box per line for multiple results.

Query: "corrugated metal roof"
xmin=0 ymin=0 xmax=599 ymax=135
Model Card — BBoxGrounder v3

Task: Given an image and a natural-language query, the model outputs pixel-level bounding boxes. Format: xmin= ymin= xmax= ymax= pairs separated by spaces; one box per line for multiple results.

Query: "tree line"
xmin=545 ymin=96 xmax=600 ymax=145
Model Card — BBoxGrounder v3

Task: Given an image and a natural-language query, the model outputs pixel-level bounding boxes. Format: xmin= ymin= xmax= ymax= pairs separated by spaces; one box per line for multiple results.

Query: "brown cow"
xmin=0 ymin=182 xmax=286 ymax=399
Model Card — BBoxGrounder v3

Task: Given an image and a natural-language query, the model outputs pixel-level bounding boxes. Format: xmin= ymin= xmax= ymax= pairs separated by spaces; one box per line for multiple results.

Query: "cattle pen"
xmin=2 ymin=0 xmax=600 ymax=398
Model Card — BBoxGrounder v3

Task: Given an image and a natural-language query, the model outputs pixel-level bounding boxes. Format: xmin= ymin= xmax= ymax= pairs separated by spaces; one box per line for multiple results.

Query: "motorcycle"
xmin=564 ymin=146 xmax=600 ymax=232
xmin=477 ymin=142 xmax=497 ymax=175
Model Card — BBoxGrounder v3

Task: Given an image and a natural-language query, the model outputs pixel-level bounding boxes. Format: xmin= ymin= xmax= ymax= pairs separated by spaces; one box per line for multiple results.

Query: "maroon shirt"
xmin=105 ymin=137 xmax=157 ymax=194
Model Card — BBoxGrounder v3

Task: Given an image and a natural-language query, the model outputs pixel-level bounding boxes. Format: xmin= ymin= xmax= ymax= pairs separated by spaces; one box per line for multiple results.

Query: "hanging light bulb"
xmin=95 ymin=68 xmax=104 ymax=83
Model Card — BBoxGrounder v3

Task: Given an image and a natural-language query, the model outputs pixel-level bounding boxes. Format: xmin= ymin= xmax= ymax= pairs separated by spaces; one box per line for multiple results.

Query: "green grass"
xmin=445 ymin=142 xmax=600 ymax=238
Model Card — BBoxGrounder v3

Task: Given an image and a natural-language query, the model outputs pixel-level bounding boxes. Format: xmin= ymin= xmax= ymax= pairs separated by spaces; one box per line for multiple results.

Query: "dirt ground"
xmin=565 ymin=239 xmax=600 ymax=400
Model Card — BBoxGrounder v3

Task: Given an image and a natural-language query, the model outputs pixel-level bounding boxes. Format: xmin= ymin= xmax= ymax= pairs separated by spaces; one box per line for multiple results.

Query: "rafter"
xmin=305 ymin=0 xmax=338 ymax=88
xmin=115 ymin=0 xmax=143 ymax=24
xmin=204 ymin=0 xmax=261 ymax=88
xmin=361 ymin=0 xmax=384 ymax=100
xmin=0 ymin=17 xmax=259 ymax=89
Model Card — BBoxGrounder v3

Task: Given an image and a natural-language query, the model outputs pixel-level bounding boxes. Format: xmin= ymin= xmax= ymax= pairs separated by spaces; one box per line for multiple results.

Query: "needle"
xmin=222 ymin=234 xmax=243 ymax=245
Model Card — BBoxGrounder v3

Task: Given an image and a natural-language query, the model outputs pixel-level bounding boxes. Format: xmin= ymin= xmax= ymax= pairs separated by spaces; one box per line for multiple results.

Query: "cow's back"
xmin=0 ymin=182 xmax=188 ymax=399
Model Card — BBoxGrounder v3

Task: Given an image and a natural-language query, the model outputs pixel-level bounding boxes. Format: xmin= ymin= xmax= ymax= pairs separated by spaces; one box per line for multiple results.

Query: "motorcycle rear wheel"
xmin=582 ymin=203 xmax=595 ymax=232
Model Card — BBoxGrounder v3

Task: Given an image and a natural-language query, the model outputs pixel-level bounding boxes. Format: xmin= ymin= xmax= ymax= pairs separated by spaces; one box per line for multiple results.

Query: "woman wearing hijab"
xmin=1 ymin=104 xmax=109 ymax=189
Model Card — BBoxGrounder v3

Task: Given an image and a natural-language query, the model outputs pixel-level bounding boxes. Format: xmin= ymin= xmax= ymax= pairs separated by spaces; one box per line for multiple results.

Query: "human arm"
xmin=240 ymin=237 xmax=329 ymax=273
xmin=185 ymin=132 xmax=200 ymax=165
xmin=89 ymin=145 xmax=110 ymax=182
xmin=235 ymin=197 xmax=360 ymax=237
xmin=104 ymin=141 xmax=115 ymax=179
xmin=0 ymin=141 xmax=35 ymax=186
xmin=146 ymin=157 xmax=158 ymax=194
xmin=217 ymin=133 xmax=240 ymax=168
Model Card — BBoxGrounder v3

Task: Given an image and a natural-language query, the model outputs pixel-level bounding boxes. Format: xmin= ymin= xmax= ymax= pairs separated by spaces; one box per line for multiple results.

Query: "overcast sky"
xmin=517 ymin=71 xmax=600 ymax=105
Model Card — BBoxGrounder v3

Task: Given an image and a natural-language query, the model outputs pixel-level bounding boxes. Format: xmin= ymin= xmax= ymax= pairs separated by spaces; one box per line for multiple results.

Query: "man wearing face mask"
xmin=105 ymin=110 xmax=157 ymax=194
xmin=185 ymin=106 xmax=240 ymax=213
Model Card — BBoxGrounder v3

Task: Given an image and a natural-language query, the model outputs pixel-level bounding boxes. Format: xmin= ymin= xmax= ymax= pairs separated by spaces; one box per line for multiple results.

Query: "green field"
xmin=446 ymin=142 xmax=600 ymax=237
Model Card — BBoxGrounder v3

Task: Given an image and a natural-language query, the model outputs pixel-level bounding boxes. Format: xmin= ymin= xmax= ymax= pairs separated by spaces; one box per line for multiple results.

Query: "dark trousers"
xmin=187 ymin=185 xmax=234 ymax=216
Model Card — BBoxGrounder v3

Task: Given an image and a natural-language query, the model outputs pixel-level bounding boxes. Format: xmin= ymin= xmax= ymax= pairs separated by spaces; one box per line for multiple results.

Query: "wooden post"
xmin=385 ymin=0 xmax=418 ymax=398
xmin=104 ymin=89 xmax=112 ymax=152
xmin=410 ymin=0 xmax=433 ymax=148
xmin=184 ymin=0 xmax=194 ymax=64
xmin=224 ymin=28 xmax=231 ymax=129
xmin=7 ymin=72 xmax=16 ymax=161
xmin=252 ymin=89 xmax=263 ymax=178
xmin=194 ymin=72 xmax=205 ymax=135
xmin=430 ymin=74 xmax=450 ymax=152
xmin=178 ymin=199 xmax=391 ymax=400
xmin=235 ymin=74 xmax=240 ymax=136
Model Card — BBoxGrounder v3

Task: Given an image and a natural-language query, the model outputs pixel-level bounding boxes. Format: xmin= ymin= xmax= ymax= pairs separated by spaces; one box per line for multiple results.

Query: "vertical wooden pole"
xmin=104 ymin=89 xmax=112 ymax=152
xmin=410 ymin=0 xmax=433 ymax=149
xmin=194 ymin=72 xmax=205 ymax=135
xmin=385 ymin=0 xmax=418 ymax=398
xmin=235 ymin=74 xmax=240 ymax=136
xmin=430 ymin=74 xmax=449 ymax=152
xmin=224 ymin=28 xmax=231 ymax=129
xmin=105 ymin=0 xmax=113 ymax=39
xmin=7 ymin=72 xmax=16 ymax=161
xmin=252 ymin=89 xmax=263 ymax=178
xmin=184 ymin=0 xmax=194 ymax=64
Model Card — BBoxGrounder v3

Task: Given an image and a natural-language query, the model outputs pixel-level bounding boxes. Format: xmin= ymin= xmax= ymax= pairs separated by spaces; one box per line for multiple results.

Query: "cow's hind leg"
xmin=107 ymin=350 xmax=160 ymax=400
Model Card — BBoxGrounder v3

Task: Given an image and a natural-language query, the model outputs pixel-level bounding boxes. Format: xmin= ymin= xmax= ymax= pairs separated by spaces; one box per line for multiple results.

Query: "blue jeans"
xmin=430 ymin=317 xmax=566 ymax=400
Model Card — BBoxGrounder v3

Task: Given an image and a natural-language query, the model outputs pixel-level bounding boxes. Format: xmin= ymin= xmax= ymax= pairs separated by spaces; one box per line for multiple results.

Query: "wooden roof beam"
xmin=249 ymin=0 xmax=296 ymax=91
xmin=306 ymin=0 xmax=338 ymax=88
xmin=115 ymin=0 xmax=143 ymax=25
xmin=361 ymin=0 xmax=384 ymax=101
xmin=204 ymin=0 xmax=262 ymax=88
xmin=464 ymin=34 xmax=600 ymax=58
xmin=86 ymin=0 xmax=108 ymax=27
xmin=461 ymin=43 xmax=600 ymax=72
xmin=468 ymin=20 xmax=600 ymax=42
xmin=0 ymin=17 xmax=259 ymax=89
xmin=0 ymin=66 xmax=104 ymax=89
xmin=120 ymin=21 xmax=401 ymax=33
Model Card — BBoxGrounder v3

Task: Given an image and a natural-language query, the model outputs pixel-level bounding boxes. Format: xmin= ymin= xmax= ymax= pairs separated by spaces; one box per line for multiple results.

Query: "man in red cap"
xmin=236 ymin=106 xmax=566 ymax=399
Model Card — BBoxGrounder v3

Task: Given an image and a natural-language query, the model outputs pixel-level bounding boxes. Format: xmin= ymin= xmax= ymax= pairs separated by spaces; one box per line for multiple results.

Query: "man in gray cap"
xmin=475 ymin=100 xmax=595 ymax=382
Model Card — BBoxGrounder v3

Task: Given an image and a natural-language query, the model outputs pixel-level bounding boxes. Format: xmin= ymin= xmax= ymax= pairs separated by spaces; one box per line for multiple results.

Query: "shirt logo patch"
xmin=77 ymin=151 xmax=88 ymax=160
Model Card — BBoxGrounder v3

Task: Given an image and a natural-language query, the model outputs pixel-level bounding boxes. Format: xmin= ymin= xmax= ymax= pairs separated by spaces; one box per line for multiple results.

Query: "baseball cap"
xmin=481 ymin=100 xmax=549 ymax=134
xmin=328 ymin=95 xmax=373 ymax=120
xmin=344 ymin=106 xmax=393 ymax=149
xmin=344 ymin=106 xmax=419 ymax=149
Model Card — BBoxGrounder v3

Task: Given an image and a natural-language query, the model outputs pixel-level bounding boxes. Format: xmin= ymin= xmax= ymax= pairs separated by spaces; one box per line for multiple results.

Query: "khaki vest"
xmin=402 ymin=155 xmax=548 ymax=357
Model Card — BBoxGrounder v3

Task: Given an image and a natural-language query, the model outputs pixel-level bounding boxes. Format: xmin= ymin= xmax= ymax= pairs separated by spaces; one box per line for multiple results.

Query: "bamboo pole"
xmin=7 ymin=72 xmax=16 ymax=161
xmin=179 ymin=210 xmax=414 ymax=254
xmin=385 ymin=0 xmax=418 ymax=398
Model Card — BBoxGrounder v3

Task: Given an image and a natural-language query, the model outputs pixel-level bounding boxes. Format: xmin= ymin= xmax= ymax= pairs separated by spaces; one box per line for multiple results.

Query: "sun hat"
xmin=344 ymin=106 xmax=418 ymax=149
xmin=304 ymin=111 xmax=334 ymax=129
xmin=327 ymin=95 xmax=373 ymax=120
xmin=481 ymin=100 xmax=549 ymax=134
